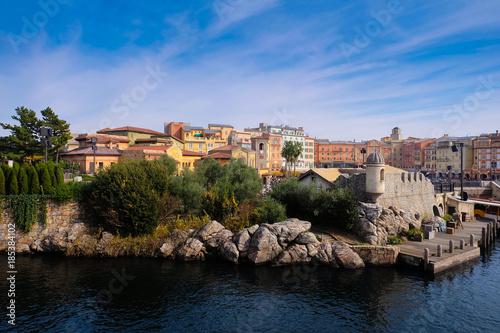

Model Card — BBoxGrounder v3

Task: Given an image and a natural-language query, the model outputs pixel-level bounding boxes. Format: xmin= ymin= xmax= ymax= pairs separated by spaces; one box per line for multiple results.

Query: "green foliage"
xmin=47 ymin=161 xmax=57 ymax=188
xmin=55 ymin=164 xmax=65 ymax=186
xmin=157 ymin=155 xmax=178 ymax=176
xmin=51 ymin=183 xmax=73 ymax=203
xmin=18 ymin=165 xmax=29 ymax=194
xmin=7 ymin=195 xmax=46 ymax=232
xmin=169 ymin=169 xmax=204 ymax=215
xmin=39 ymin=163 xmax=53 ymax=194
xmin=201 ymin=178 xmax=238 ymax=221
xmin=387 ymin=236 xmax=403 ymax=245
xmin=0 ymin=107 xmax=43 ymax=159
xmin=7 ymin=168 xmax=19 ymax=195
xmin=0 ymin=167 xmax=5 ymax=195
xmin=68 ymin=181 xmax=91 ymax=203
xmin=28 ymin=165 xmax=40 ymax=194
xmin=404 ymin=228 xmax=423 ymax=237
xmin=442 ymin=214 xmax=453 ymax=222
xmin=281 ymin=140 xmax=303 ymax=175
xmin=40 ymin=107 xmax=72 ymax=162
xmin=270 ymin=177 xmax=359 ymax=230
xmin=250 ymin=197 xmax=287 ymax=225
xmin=87 ymin=159 xmax=173 ymax=237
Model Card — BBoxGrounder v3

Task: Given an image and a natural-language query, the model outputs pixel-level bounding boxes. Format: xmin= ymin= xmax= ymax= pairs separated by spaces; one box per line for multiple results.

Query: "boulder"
xmin=174 ymin=238 xmax=205 ymax=261
xmin=248 ymin=227 xmax=283 ymax=264
xmin=158 ymin=239 xmax=176 ymax=258
xmin=67 ymin=223 xmax=88 ymax=243
xmin=247 ymin=224 xmax=259 ymax=235
xmin=219 ymin=240 xmax=239 ymax=264
xmin=295 ymin=232 xmax=320 ymax=245
xmin=331 ymin=242 xmax=365 ymax=269
xmin=233 ymin=229 xmax=251 ymax=252
xmin=306 ymin=243 xmax=319 ymax=257
xmin=314 ymin=242 xmax=339 ymax=268
xmin=193 ymin=221 xmax=225 ymax=242
xmin=273 ymin=244 xmax=309 ymax=266
xmin=262 ymin=220 xmax=311 ymax=247
xmin=359 ymin=202 xmax=382 ymax=222
xmin=206 ymin=229 xmax=233 ymax=249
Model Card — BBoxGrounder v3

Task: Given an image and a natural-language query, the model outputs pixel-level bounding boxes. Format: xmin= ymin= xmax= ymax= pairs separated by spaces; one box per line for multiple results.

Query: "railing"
xmin=433 ymin=182 xmax=455 ymax=193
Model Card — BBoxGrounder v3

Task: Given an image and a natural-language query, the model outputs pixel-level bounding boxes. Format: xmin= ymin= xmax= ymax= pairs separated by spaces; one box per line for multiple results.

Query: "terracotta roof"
xmin=182 ymin=150 xmax=207 ymax=157
xmin=97 ymin=126 xmax=168 ymax=137
xmin=203 ymin=152 xmax=231 ymax=159
xmin=209 ymin=145 xmax=241 ymax=152
xmin=134 ymin=138 xmax=173 ymax=144
xmin=75 ymin=134 xmax=130 ymax=143
xmin=61 ymin=147 xmax=122 ymax=156
xmin=126 ymin=145 xmax=172 ymax=151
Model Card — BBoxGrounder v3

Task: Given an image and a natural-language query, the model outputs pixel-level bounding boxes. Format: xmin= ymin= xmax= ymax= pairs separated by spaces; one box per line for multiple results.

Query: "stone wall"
xmin=0 ymin=200 xmax=87 ymax=253
xmin=335 ymin=171 xmax=436 ymax=218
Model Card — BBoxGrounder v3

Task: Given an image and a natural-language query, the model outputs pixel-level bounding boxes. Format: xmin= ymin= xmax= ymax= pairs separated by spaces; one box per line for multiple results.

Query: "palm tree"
xmin=291 ymin=141 xmax=303 ymax=176
xmin=281 ymin=141 xmax=303 ymax=176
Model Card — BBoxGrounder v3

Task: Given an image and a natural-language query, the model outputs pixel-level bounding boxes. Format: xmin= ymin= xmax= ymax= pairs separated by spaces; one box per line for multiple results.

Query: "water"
xmin=2 ymin=247 xmax=500 ymax=333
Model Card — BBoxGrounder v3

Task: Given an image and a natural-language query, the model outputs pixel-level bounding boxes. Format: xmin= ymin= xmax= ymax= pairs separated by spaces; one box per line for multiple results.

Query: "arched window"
xmin=380 ymin=169 xmax=385 ymax=181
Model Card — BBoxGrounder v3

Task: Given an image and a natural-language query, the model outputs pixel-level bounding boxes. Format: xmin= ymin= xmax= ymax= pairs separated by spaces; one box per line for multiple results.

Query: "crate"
xmin=447 ymin=221 xmax=457 ymax=229
xmin=425 ymin=230 xmax=435 ymax=239
xmin=446 ymin=227 xmax=455 ymax=234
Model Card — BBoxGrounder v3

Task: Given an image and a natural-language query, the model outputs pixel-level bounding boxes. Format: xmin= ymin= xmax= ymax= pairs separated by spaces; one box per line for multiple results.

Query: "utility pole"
xmin=91 ymin=137 xmax=98 ymax=174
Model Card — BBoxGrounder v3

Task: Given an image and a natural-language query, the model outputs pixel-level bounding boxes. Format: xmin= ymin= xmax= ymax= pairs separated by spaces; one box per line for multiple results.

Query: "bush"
xmin=18 ymin=165 xmax=29 ymax=194
xmin=404 ymin=228 xmax=423 ymax=238
xmin=87 ymin=159 xmax=173 ymax=237
xmin=55 ymin=164 xmax=64 ymax=186
xmin=39 ymin=163 xmax=53 ymax=194
xmin=250 ymin=197 xmax=287 ymax=225
xmin=51 ymin=183 xmax=73 ymax=203
xmin=47 ymin=161 xmax=58 ymax=188
xmin=387 ymin=236 xmax=403 ymax=245
xmin=6 ymin=168 xmax=18 ymax=195
xmin=0 ymin=167 xmax=5 ymax=195
xmin=442 ymin=214 xmax=453 ymax=222
xmin=28 ymin=165 xmax=40 ymax=194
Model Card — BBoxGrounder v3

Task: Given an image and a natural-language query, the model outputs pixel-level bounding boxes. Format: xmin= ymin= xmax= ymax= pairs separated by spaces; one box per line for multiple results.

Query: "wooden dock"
xmin=398 ymin=220 xmax=495 ymax=274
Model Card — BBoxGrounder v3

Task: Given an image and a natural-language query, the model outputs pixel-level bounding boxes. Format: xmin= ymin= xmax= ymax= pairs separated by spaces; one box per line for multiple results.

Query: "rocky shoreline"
xmin=1 ymin=206 xmax=399 ymax=269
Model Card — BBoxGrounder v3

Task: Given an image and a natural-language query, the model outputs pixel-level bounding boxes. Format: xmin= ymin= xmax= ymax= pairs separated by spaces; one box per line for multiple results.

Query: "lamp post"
xmin=360 ymin=148 xmax=366 ymax=167
xmin=492 ymin=161 xmax=497 ymax=181
xmin=452 ymin=143 xmax=465 ymax=200
xmin=91 ymin=137 xmax=98 ymax=174
xmin=40 ymin=127 xmax=53 ymax=162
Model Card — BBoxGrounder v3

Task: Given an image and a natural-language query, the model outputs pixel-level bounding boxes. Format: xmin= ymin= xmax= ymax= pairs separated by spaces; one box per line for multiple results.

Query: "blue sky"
xmin=1 ymin=0 xmax=499 ymax=141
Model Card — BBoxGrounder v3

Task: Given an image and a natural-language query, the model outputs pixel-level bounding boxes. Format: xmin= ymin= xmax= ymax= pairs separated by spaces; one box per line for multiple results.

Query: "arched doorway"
xmin=433 ymin=205 xmax=440 ymax=217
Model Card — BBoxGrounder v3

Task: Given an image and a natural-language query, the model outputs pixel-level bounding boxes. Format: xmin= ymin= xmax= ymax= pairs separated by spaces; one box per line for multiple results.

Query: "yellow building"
xmin=180 ymin=125 xmax=229 ymax=154
xmin=208 ymin=145 xmax=256 ymax=169
xmin=435 ymin=135 xmax=474 ymax=178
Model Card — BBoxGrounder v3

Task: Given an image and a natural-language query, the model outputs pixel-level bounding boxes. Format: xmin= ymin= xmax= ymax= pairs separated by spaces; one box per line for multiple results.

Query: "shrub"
xmin=442 ymin=214 xmax=453 ymax=222
xmin=28 ymin=165 xmax=40 ymax=194
xmin=87 ymin=159 xmax=172 ymax=237
xmin=51 ymin=183 xmax=73 ymax=203
xmin=39 ymin=163 xmax=53 ymax=194
xmin=157 ymin=155 xmax=178 ymax=176
xmin=387 ymin=236 xmax=403 ymax=245
xmin=404 ymin=228 xmax=423 ymax=238
xmin=169 ymin=169 xmax=204 ymax=215
xmin=250 ymin=197 xmax=287 ymax=225
xmin=18 ymin=165 xmax=29 ymax=194
xmin=0 ymin=167 xmax=5 ymax=195
xmin=6 ymin=168 xmax=18 ymax=195
xmin=55 ymin=164 xmax=65 ymax=186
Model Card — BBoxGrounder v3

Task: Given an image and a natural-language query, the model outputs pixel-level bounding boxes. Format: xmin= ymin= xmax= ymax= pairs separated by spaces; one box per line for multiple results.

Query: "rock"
xmin=193 ymin=221 xmax=225 ymax=242
xmin=359 ymin=202 xmax=382 ymax=222
xmin=295 ymin=232 xmax=320 ymax=245
xmin=158 ymin=240 xmax=176 ymax=258
xmin=40 ymin=235 xmax=68 ymax=252
xmin=262 ymin=220 xmax=311 ymax=247
xmin=314 ymin=242 xmax=339 ymax=268
xmin=67 ymin=223 xmax=88 ymax=243
xmin=273 ymin=244 xmax=309 ymax=266
xmin=365 ymin=235 xmax=378 ymax=245
xmin=248 ymin=227 xmax=283 ymax=264
xmin=174 ymin=238 xmax=205 ymax=261
xmin=361 ymin=221 xmax=377 ymax=234
xmin=95 ymin=232 xmax=114 ymax=255
xmin=219 ymin=241 xmax=239 ymax=264
xmin=206 ymin=229 xmax=233 ymax=249
xmin=233 ymin=229 xmax=252 ymax=252
xmin=247 ymin=224 xmax=259 ymax=235
xmin=306 ymin=243 xmax=319 ymax=257
xmin=331 ymin=242 xmax=365 ymax=269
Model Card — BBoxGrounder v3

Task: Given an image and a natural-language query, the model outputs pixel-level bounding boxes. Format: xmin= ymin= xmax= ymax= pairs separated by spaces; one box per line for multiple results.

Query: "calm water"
xmin=2 ymin=246 xmax=500 ymax=333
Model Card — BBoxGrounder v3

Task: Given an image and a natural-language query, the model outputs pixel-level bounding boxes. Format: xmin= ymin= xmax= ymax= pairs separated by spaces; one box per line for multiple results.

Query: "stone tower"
xmin=391 ymin=127 xmax=402 ymax=141
xmin=366 ymin=152 xmax=386 ymax=202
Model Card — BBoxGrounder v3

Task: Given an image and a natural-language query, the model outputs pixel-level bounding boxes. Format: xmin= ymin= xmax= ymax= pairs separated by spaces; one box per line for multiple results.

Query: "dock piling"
xmin=424 ymin=248 xmax=429 ymax=271
xmin=482 ymin=227 xmax=486 ymax=248
xmin=470 ymin=234 xmax=475 ymax=247
xmin=460 ymin=239 xmax=464 ymax=250
xmin=449 ymin=240 xmax=454 ymax=254
xmin=437 ymin=244 xmax=442 ymax=257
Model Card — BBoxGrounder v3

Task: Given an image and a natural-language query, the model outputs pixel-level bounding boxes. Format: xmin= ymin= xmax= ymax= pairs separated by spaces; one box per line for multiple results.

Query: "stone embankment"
xmin=1 ymin=201 xmax=398 ymax=269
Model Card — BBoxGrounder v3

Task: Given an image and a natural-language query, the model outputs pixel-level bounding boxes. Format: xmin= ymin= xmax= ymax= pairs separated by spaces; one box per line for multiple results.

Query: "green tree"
xmin=55 ymin=164 xmax=65 ymax=186
xmin=0 ymin=167 xmax=5 ymax=195
xmin=40 ymin=107 xmax=72 ymax=162
xmin=0 ymin=107 xmax=42 ymax=160
xmin=47 ymin=161 xmax=57 ymax=187
xmin=158 ymin=155 xmax=178 ymax=176
xmin=87 ymin=159 xmax=173 ymax=236
xmin=28 ymin=165 xmax=40 ymax=194
xmin=39 ymin=163 xmax=52 ymax=194
xmin=250 ymin=197 xmax=287 ymax=225
xmin=169 ymin=169 xmax=205 ymax=215
xmin=7 ymin=168 xmax=19 ymax=195
xmin=18 ymin=165 xmax=29 ymax=194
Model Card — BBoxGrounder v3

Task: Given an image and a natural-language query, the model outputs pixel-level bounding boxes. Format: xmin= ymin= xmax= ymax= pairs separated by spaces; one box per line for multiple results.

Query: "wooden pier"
xmin=398 ymin=220 xmax=497 ymax=274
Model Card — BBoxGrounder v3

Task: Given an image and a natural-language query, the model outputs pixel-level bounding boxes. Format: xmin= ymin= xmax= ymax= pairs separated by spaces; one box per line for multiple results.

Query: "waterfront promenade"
xmin=398 ymin=220 xmax=493 ymax=274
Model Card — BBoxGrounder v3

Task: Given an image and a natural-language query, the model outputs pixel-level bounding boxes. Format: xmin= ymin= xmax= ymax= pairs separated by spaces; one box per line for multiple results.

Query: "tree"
xmin=0 ymin=107 xmax=42 ymax=160
xmin=157 ymin=155 xmax=178 ymax=176
xmin=0 ymin=167 xmax=5 ymax=195
xmin=39 ymin=163 xmax=53 ymax=194
xmin=281 ymin=141 xmax=302 ymax=176
xmin=28 ymin=165 xmax=40 ymax=194
xmin=47 ymin=161 xmax=57 ymax=187
xmin=40 ymin=107 xmax=72 ymax=162
xmin=18 ymin=165 xmax=29 ymax=194
xmin=7 ymin=168 xmax=19 ymax=195
xmin=54 ymin=164 xmax=64 ymax=186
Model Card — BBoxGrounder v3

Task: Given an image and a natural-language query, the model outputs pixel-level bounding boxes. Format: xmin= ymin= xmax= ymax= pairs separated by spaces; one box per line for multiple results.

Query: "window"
xmin=188 ymin=143 xmax=193 ymax=149
xmin=208 ymin=143 xmax=213 ymax=149
xmin=98 ymin=162 xmax=104 ymax=169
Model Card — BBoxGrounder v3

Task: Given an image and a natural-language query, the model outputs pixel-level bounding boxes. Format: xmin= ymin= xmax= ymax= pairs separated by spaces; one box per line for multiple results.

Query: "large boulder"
xmin=295 ymin=232 xmax=320 ymax=245
xmin=174 ymin=238 xmax=205 ymax=261
xmin=206 ymin=229 xmax=233 ymax=249
xmin=219 ymin=240 xmax=239 ymax=264
xmin=193 ymin=220 xmax=225 ymax=242
xmin=262 ymin=219 xmax=311 ymax=247
xmin=247 ymin=227 xmax=283 ymax=264
xmin=314 ymin=242 xmax=339 ymax=268
xmin=273 ymin=244 xmax=309 ymax=266
xmin=315 ymin=241 xmax=365 ymax=269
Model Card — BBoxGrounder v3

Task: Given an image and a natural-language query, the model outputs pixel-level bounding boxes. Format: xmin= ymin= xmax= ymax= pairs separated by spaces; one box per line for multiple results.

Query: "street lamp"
xmin=91 ymin=137 xmax=98 ymax=174
xmin=492 ymin=161 xmax=497 ymax=181
xmin=452 ymin=143 xmax=466 ymax=200
xmin=360 ymin=148 xmax=366 ymax=167
xmin=40 ymin=126 xmax=53 ymax=162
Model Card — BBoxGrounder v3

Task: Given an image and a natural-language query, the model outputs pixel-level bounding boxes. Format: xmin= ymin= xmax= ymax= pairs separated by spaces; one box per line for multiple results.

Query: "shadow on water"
xmin=1 ymin=245 xmax=500 ymax=332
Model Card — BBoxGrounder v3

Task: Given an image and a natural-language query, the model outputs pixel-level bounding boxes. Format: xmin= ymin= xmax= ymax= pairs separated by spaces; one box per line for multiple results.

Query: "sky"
xmin=0 ymin=0 xmax=499 ymax=141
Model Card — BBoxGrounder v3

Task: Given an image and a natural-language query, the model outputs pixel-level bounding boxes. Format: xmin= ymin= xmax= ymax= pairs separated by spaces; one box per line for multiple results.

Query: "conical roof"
xmin=366 ymin=152 xmax=385 ymax=164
